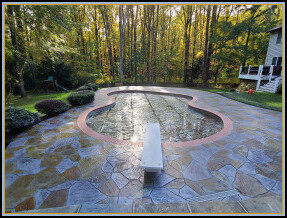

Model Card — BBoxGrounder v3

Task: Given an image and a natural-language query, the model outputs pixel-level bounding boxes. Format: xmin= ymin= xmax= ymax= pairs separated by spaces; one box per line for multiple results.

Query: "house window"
xmin=277 ymin=57 xmax=282 ymax=66
xmin=276 ymin=31 xmax=282 ymax=44
xmin=271 ymin=57 xmax=282 ymax=66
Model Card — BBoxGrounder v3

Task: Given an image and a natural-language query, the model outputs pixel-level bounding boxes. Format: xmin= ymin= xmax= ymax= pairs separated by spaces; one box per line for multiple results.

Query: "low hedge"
xmin=67 ymin=91 xmax=95 ymax=106
xmin=34 ymin=99 xmax=70 ymax=116
xmin=77 ymin=83 xmax=98 ymax=91
xmin=5 ymin=107 xmax=39 ymax=133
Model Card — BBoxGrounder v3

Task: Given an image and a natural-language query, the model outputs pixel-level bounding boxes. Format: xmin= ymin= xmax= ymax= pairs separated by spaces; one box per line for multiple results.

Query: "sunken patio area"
xmin=4 ymin=86 xmax=283 ymax=214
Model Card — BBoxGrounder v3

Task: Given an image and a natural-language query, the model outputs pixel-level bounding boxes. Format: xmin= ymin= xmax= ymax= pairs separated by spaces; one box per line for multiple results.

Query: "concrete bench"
xmin=140 ymin=123 xmax=163 ymax=173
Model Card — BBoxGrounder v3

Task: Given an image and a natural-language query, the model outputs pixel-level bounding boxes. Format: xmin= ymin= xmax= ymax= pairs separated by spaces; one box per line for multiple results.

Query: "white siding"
xmin=265 ymin=31 xmax=282 ymax=65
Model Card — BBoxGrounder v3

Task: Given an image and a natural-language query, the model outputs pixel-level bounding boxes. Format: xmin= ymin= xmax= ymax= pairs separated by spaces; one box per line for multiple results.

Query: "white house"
xmin=238 ymin=25 xmax=282 ymax=93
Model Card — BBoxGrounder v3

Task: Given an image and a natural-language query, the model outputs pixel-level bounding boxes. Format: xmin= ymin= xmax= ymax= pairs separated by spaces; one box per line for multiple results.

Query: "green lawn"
xmin=192 ymin=87 xmax=232 ymax=93
xmin=197 ymin=88 xmax=282 ymax=111
xmin=219 ymin=91 xmax=282 ymax=111
xmin=191 ymin=87 xmax=282 ymax=111
xmin=6 ymin=91 xmax=75 ymax=116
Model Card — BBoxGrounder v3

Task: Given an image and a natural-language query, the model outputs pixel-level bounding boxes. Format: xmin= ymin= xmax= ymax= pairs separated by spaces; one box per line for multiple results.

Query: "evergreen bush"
xmin=35 ymin=99 xmax=69 ymax=116
xmin=67 ymin=91 xmax=95 ymax=106
xmin=5 ymin=107 xmax=39 ymax=133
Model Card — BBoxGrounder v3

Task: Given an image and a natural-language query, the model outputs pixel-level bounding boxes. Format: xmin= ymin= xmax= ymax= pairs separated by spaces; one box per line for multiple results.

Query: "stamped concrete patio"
xmin=5 ymin=86 xmax=283 ymax=214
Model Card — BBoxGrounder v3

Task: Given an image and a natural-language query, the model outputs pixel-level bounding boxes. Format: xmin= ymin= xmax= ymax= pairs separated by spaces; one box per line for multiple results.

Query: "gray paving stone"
xmin=56 ymin=159 xmax=78 ymax=174
xmin=220 ymin=194 xmax=242 ymax=202
xmin=13 ymin=148 xmax=26 ymax=159
xmin=67 ymin=180 xmax=107 ymax=205
xmin=150 ymin=188 xmax=186 ymax=203
xmin=78 ymin=145 xmax=101 ymax=158
xmin=272 ymin=181 xmax=282 ymax=190
xmin=48 ymin=180 xmax=75 ymax=192
xmin=98 ymin=197 xmax=118 ymax=205
xmin=46 ymin=136 xmax=80 ymax=153
xmin=218 ymin=165 xmax=237 ymax=184
xmin=247 ymin=149 xmax=273 ymax=164
xmin=109 ymin=147 xmax=126 ymax=156
xmin=228 ymin=152 xmax=248 ymax=163
xmin=179 ymin=185 xmax=200 ymax=199
xmin=5 ymin=174 xmax=19 ymax=188
xmin=122 ymin=166 xmax=142 ymax=180
xmin=16 ymin=157 xmax=41 ymax=171
xmin=117 ymin=197 xmax=134 ymax=205
xmin=270 ymin=189 xmax=282 ymax=196
xmin=168 ymin=188 xmax=180 ymax=195
xmin=7 ymin=136 xmax=34 ymax=148
xmin=183 ymin=160 xmax=212 ymax=181
xmin=131 ymin=186 xmax=153 ymax=198
xmin=252 ymin=174 xmax=277 ymax=190
xmin=134 ymin=202 xmax=190 ymax=213
xmin=153 ymin=173 xmax=175 ymax=188
xmin=188 ymin=201 xmax=246 ymax=213
xmin=102 ymin=161 xmax=114 ymax=173
xmin=239 ymin=196 xmax=282 ymax=213
xmin=17 ymin=167 xmax=43 ymax=176
xmin=165 ymin=154 xmax=181 ymax=161
xmin=23 ymin=205 xmax=80 ymax=213
xmin=79 ymin=203 xmax=132 ymax=213
xmin=189 ymin=147 xmax=214 ymax=164
xmin=111 ymin=173 xmax=129 ymax=189
xmin=238 ymin=162 xmax=257 ymax=175
xmin=34 ymin=189 xmax=51 ymax=209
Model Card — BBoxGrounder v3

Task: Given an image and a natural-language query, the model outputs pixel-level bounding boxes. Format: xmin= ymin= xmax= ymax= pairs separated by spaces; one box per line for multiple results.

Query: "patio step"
xmin=258 ymin=87 xmax=276 ymax=92
xmin=9 ymin=195 xmax=282 ymax=214
xmin=257 ymin=76 xmax=282 ymax=93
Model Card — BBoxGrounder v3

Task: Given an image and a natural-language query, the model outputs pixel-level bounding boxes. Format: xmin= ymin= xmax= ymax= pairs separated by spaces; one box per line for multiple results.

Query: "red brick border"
xmin=77 ymin=87 xmax=233 ymax=147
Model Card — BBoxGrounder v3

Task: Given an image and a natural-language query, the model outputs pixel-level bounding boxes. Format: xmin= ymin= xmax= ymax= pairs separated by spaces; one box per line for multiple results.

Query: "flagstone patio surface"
xmin=5 ymin=86 xmax=283 ymax=213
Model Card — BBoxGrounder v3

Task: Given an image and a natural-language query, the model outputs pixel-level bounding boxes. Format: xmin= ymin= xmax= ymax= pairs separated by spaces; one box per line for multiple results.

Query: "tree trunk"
xmin=242 ymin=30 xmax=251 ymax=67
xmin=206 ymin=5 xmax=218 ymax=81
xmin=202 ymin=5 xmax=211 ymax=87
xmin=134 ymin=6 xmax=138 ymax=83
xmin=94 ymin=6 xmax=100 ymax=67
xmin=141 ymin=6 xmax=147 ymax=83
xmin=199 ymin=6 xmax=206 ymax=51
xmin=214 ymin=66 xmax=219 ymax=86
xmin=146 ymin=6 xmax=153 ymax=83
xmin=99 ymin=6 xmax=115 ymax=81
xmin=119 ymin=5 xmax=129 ymax=83
xmin=152 ymin=5 xmax=159 ymax=84
xmin=8 ymin=5 xmax=27 ymax=97
xmin=130 ymin=6 xmax=134 ymax=82
xmin=183 ymin=6 xmax=193 ymax=84
xmin=190 ymin=6 xmax=199 ymax=86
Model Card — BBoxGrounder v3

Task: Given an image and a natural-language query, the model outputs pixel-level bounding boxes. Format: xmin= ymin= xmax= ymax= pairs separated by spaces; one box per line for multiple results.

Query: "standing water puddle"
xmin=86 ymin=93 xmax=223 ymax=142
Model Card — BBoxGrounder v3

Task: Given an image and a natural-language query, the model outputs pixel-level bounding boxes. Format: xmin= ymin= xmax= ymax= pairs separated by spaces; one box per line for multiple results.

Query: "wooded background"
xmin=5 ymin=4 xmax=282 ymax=97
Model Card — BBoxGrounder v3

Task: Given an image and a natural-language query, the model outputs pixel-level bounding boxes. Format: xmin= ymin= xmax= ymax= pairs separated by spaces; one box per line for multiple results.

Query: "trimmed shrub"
xmin=67 ymin=91 xmax=95 ymax=106
xmin=77 ymin=83 xmax=98 ymax=91
xmin=35 ymin=99 xmax=70 ymax=116
xmin=5 ymin=107 xmax=39 ymax=133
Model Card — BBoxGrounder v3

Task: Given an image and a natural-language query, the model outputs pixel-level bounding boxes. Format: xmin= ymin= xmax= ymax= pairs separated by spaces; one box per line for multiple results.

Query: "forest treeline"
xmin=5 ymin=4 xmax=282 ymax=97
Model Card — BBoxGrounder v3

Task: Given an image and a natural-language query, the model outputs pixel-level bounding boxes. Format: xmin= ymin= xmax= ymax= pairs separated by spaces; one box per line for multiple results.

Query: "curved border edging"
xmin=77 ymin=87 xmax=233 ymax=147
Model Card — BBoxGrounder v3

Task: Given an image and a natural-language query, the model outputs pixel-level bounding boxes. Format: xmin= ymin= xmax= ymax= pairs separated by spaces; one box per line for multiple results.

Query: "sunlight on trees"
xmin=4 ymin=4 xmax=282 ymax=97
